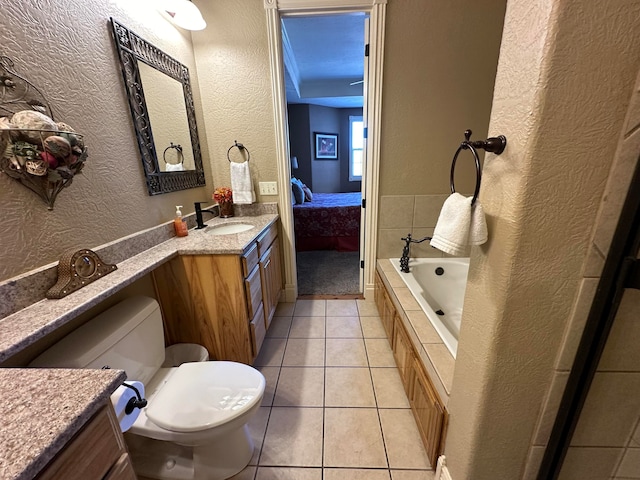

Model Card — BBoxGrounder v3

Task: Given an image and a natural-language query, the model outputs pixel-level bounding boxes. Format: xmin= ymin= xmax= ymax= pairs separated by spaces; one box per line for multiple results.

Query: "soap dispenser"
xmin=174 ymin=206 xmax=188 ymax=237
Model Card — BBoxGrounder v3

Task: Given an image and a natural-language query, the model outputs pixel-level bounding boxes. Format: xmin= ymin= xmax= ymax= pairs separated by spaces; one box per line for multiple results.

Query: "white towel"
xmin=230 ymin=161 xmax=255 ymax=204
xmin=430 ymin=193 xmax=488 ymax=256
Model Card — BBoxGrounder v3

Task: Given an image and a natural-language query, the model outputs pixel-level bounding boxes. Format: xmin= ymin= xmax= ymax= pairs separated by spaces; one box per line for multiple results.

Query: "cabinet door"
xmin=152 ymin=254 xmax=253 ymax=364
xmin=392 ymin=313 xmax=412 ymax=394
xmin=260 ymin=239 xmax=282 ymax=330
xmin=410 ymin=356 xmax=447 ymax=467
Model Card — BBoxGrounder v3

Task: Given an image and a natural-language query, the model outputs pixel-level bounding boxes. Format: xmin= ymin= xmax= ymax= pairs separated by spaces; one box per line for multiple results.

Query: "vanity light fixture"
xmin=161 ymin=0 xmax=206 ymax=31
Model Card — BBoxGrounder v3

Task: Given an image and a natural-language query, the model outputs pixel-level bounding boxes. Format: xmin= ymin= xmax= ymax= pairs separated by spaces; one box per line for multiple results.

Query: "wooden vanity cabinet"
xmin=153 ymin=222 xmax=282 ymax=365
xmin=37 ymin=405 xmax=136 ymax=480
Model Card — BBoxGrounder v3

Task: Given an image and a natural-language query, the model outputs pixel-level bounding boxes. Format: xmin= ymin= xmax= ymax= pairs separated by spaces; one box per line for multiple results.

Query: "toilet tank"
xmin=30 ymin=296 xmax=165 ymax=386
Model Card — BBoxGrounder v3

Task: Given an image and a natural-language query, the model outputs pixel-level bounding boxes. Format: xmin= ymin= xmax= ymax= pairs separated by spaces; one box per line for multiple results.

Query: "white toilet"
xmin=30 ymin=296 xmax=265 ymax=480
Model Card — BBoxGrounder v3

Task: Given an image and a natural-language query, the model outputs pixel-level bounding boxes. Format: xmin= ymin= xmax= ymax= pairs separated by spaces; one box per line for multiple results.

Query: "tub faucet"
xmin=400 ymin=233 xmax=433 ymax=273
xmin=194 ymin=201 xmax=218 ymax=229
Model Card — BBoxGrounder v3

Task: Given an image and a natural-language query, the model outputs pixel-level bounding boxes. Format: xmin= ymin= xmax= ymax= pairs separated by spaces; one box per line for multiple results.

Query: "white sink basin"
xmin=206 ymin=223 xmax=255 ymax=235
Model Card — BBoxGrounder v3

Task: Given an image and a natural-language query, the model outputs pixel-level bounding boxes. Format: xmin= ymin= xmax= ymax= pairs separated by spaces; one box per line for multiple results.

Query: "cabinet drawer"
xmin=38 ymin=406 xmax=125 ymax=480
xmin=242 ymin=242 xmax=259 ymax=278
xmin=250 ymin=302 xmax=266 ymax=357
xmin=257 ymin=223 xmax=277 ymax=257
xmin=245 ymin=265 xmax=262 ymax=319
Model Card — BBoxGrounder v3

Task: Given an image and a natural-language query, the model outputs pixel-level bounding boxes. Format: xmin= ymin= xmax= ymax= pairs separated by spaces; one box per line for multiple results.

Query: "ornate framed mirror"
xmin=110 ymin=18 xmax=206 ymax=195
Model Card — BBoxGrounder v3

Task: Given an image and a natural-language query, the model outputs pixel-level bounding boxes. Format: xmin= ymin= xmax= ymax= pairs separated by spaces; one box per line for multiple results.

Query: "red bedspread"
xmin=293 ymin=192 xmax=361 ymax=252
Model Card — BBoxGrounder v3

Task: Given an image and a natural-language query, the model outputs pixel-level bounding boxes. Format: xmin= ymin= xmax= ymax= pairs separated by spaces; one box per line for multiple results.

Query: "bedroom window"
xmin=349 ymin=115 xmax=364 ymax=181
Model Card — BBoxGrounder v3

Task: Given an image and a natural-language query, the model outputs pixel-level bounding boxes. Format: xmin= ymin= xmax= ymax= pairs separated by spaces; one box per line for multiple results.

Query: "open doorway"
xmin=282 ymin=14 xmax=367 ymax=298
xmin=264 ymin=1 xmax=386 ymax=303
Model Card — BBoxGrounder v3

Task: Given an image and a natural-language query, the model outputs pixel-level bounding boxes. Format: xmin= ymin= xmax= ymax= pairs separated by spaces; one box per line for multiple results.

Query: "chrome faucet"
xmin=400 ymin=233 xmax=433 ymax=273
xmin=194 ymin=201 xmax=218 ymax=229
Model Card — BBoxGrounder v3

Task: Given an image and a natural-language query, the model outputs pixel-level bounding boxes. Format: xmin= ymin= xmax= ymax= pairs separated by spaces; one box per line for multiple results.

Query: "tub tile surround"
xmin=236 ymin=299 xmax=434 ymax=480
xmin=377 ymin=258 xmax=454 ymax=403
xmin=0 ymin=204 xmax=278 ymax=363
xmin=378 ymin=195 xmax=452 ymax=259
xmin=1 ymin=368 xmax=126 ymax=480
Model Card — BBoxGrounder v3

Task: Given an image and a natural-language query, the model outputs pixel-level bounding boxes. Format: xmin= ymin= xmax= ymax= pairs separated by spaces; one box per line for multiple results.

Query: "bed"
xmin=293 ymin=192 xmax=362 ymax=252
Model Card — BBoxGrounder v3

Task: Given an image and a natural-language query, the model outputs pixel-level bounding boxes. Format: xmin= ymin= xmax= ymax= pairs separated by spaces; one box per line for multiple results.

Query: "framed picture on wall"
xmin=314 ymin=132 xmax=338 ymax=159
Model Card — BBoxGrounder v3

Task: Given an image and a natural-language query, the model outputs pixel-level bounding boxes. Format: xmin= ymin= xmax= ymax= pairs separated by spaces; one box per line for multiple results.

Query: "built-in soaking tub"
xmin=390 ymin=258 xmax=470 ymax=358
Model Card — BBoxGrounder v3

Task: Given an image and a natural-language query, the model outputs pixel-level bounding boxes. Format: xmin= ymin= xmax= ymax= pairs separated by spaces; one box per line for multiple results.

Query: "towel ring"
xmin=450 ymin=142 xmax=482 ymax=205
xmin=449 ymin=129 xmax=507 ymax=205
xmin=227 ymin=140 xmax=251 ymax=163
xmin=163 ymin=142 xmax=184 ymax=165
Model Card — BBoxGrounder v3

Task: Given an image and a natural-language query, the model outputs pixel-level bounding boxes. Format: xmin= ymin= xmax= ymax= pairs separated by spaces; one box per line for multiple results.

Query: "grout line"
xmin=322 ymin=312 xmax=327 ymax=480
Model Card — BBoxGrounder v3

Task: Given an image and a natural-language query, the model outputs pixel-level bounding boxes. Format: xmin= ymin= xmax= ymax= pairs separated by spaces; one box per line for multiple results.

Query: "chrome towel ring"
xmin=450 ymin=129 xmax=507 ymax=205
xmin=227 ymin=140 xmax=251 ymax=163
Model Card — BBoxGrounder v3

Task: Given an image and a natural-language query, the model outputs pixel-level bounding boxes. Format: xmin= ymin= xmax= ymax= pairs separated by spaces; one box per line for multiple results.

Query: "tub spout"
xmin=400 ymin=233 xmax=433 ymax=273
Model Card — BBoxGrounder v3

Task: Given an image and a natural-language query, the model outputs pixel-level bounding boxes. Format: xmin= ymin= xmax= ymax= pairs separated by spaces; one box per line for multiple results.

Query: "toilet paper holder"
xmin=122 ymin=382 xmax=147 ymax=413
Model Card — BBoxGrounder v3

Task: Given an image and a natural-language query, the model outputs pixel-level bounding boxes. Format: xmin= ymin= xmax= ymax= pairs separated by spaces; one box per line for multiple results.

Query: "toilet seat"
xmin=145 ymin=361 xmax=265 ymax=433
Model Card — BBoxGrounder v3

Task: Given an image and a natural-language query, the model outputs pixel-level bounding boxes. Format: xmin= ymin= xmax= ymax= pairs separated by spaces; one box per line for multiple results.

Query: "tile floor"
xmin=231 ymin=298 xmax=435 ymax=480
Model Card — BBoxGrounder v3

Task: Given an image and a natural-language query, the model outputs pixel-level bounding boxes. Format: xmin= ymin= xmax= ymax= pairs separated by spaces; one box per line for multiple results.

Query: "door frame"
xmin=264 ymin=0 xmax=387 ymax=301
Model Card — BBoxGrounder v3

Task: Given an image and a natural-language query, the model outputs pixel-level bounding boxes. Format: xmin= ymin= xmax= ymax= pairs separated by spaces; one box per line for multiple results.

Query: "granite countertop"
xmin=0 ymin=368 xmax=126 ymax=480
xmin=0 ymin=213 xmax=278 ymax=364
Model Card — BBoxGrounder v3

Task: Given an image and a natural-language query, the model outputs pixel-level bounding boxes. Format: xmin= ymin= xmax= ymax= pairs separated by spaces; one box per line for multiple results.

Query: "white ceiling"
xmin=282 ymin=14 xmax=366 ymax=109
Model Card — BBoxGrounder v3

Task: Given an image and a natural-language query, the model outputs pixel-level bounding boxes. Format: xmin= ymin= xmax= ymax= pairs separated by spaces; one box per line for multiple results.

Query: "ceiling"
xmin=282 ymin=14 xmax=366 ymax=109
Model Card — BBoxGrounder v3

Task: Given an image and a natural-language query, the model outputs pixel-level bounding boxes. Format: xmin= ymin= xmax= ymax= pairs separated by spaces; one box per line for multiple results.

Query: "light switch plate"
xmin=259 ymin=181 xmax=278 ymax=195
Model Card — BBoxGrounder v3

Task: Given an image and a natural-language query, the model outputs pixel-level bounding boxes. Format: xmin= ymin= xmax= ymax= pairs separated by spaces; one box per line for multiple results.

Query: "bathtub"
xmin=390 ymin=257 xmax=470 ymax=358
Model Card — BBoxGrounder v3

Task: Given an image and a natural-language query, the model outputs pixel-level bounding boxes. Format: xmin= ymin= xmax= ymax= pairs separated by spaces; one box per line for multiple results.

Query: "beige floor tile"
xmin=229 ymin=466 xmax=256 ymax=480
xmin=248 ymin=406 xmax=271 ymax=465
xmin=371 ymin=368 xmax=410 ymax=408
xmin=326 ymin=316 xmax=363 ymax=338
xmin=390 ymin=470 xmax=435 ymax=480
xmin=379 ymin=409 xmax=430 ymax=469
xmin=326 ymin=338 xmax=368 ymax=367
xmin=325 ymin=367 xmax=376 ymax=407
xmin=289 ymin=316 xmax=326 ymax=338
xmin=282 ymin=338 xmax=325 ymax=366
xmin=366 ymin=338 xmax=396 ymax=367
xmin=294 ymin=300 xmax=326 ymax=316
xmin=275 ymin=302 xmax=296 ymax=317
xmin=324 ymin=408 xmax=387 ymax=468
xmin=255 ymin=467 xmax=322 ymax=480
xmin=326 ymin=299 xmax=359 ymax=316
xmin=260 ymin=407 xmax=323 ymax=466
xmin=257 ymin=366 xmax=280 ymax=406
xmin=361 ymin=316 xmax=387 ymax=338
xmin=357 ymin=298 xmax=381 ymax=317
xmin=266 ymin=316 xmax=292 ymax=338
xmin=274 ymin=367 xmax=324 ymax=407
xmin=324 ymin=468 xmax=391 ymax=479
xmin=254 ymin=338 xmax=287 ymax=367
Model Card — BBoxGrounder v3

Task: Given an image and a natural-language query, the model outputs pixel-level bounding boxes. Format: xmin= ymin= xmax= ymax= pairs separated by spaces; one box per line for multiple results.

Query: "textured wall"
xmin=191 ymin=0 xmax=277 ymax=200
xmin=0 ymin=0 xmax=213 ymax=281
xmin=444 ymin=1 xmax=640 ymax=479
xmin=380 ymin=0 xmax=507 ymax=197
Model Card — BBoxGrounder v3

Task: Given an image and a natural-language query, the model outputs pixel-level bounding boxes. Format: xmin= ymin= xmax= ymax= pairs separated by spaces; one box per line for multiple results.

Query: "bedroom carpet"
xmin=296 ymin=250 xmax=360 ymax=296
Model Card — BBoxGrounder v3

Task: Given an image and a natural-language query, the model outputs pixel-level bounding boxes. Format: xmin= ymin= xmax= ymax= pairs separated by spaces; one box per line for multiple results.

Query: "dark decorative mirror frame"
xmin=110 ymin=18 xmax=206 ymax=195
